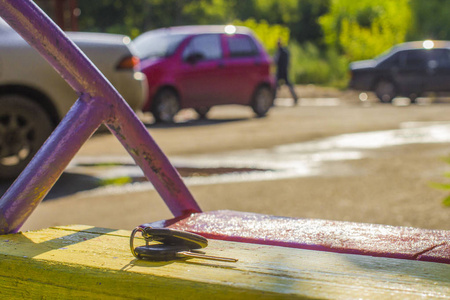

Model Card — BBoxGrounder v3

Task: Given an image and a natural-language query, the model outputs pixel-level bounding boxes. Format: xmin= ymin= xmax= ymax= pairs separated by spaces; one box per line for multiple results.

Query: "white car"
xmin=0 ymin=19 xmax=147 ymax=180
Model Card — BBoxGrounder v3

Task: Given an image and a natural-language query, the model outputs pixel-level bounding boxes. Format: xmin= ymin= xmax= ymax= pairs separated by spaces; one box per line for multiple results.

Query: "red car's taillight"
xmin=117 ymin=55 xmax=140 ymax=70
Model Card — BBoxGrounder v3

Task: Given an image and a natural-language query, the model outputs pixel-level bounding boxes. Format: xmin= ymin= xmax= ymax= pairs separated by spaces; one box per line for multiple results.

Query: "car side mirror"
xmin=186 ymin=52 xmax=204 ymax=64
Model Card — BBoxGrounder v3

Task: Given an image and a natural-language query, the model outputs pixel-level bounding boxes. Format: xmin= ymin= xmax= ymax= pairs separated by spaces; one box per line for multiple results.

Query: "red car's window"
xmin=227 ymin=35 xmax=258 ymax=58
xmin=182 ymin=34 xmax=222 ymax=61
xmin=134 ymin=33 xmax=188 ymax=59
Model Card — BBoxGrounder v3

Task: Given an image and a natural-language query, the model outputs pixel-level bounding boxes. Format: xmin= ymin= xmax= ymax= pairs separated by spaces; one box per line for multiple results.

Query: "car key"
xmin=130 ymin=226 xmax=237 ymax=262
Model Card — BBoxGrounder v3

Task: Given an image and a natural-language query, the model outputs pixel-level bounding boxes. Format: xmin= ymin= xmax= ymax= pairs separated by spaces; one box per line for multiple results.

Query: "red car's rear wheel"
xmin=152 ymin=89 xmax=180 ymax=123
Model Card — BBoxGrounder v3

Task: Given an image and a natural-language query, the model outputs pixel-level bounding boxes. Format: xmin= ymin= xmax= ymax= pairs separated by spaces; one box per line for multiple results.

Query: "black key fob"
xmin=134 ymin=244 xmax=188 ymax=261
xmin=141 ymin=227 xmax=208 ymax=249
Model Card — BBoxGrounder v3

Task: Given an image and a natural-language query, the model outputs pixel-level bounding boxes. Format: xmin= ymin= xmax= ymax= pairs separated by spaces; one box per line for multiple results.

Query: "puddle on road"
xmin=76 ymin=162 xmax=269 ymax=177
xmin=67 ymin=122 xmax=450 ymax=195
xmin=177 ymin=166 xmax=270 ymax=177
xmin=275 ymin=123 xmax=450 ymax=153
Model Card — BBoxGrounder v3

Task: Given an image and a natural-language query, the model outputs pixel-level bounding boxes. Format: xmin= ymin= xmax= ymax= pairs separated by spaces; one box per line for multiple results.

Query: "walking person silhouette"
xmin=274 ymin=39 xmax=298 ymax=106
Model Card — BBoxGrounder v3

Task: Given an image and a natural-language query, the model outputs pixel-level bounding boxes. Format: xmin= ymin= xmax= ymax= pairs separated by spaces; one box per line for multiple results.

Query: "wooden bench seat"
xmin=0 ymin=225 xmax=449 ymax=299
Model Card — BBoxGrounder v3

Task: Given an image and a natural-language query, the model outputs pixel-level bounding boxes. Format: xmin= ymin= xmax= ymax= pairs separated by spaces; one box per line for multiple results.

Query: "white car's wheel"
xmin=152 ymin=89 xmax=180 ymax=123
xmin=252 ymin=86 xmax=273 ymax=117
xmin=0 ymin=94 xmax=53 ymax=180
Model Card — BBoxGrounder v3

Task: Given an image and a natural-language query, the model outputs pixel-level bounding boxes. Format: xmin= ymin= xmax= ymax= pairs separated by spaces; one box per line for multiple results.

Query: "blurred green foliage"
xmin=319 ymin=0 xmax=411 ymax=61
xmin=289 ymin=42 xmax=349 ymax=87
xmin=232 ymin=19 xmax=290 ymax=55
xmin=38 ymin=0 xmax=450 ymax=87
xmin=232 ymin=0 xmax=329 ymax=46
xmin=408 ymin=0 xmax=450 ymax=41
xmin=77 ymin=0 xmax=237 ymax=38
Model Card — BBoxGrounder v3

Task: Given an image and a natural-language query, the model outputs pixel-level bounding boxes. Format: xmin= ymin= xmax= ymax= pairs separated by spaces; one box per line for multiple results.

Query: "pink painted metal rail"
xmin=150 ymin=210 xmax=450 ymax=264
xmin=0 ymin=0 xmax=201 ymax=234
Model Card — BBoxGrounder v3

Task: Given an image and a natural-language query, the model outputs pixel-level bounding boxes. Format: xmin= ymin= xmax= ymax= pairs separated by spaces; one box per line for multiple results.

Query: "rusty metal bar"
xmin=0 ymin=0 xmax=201 ymax=234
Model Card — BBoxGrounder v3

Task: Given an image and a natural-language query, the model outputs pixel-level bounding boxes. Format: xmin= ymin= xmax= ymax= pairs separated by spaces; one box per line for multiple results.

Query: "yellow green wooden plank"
xmin=0 ymin=225 xmax=448 ymax=299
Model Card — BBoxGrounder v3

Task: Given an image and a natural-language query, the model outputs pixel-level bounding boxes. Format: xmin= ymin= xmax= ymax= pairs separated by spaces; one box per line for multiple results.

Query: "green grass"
xmin=429 ymin=157 xmax=450 ymax=206
xmin=99 ymin=176 xmax=133 ymax=186
xmin=289 ymin=42 xmax=350 ymax=88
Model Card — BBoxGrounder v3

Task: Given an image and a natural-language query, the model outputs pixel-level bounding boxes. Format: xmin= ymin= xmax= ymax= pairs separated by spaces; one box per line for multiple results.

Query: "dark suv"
xmin=133 ymin=25 xmax=275 ymax=122
xmin=349 ymin=40 xmax=450 ymax=103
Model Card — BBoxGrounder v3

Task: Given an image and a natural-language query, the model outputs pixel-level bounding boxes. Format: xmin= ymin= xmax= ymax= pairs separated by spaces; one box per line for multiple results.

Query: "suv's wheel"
xmin=375 ymin=80 xmax=396 ymax=103
xmin=152 ymin=89 xmax=180 ymax=123
xmin=0 ymin=94 xmax=53 ymax=180
xmin=195 ymin=107 xmax=210 ymax=119
xmin=251 ymin=86 xmax=273 ymax=117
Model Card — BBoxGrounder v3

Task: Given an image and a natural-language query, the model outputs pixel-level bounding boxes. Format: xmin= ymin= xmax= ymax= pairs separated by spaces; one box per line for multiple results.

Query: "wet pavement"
xmin=54 ymin=121 xmax=450 ymax=198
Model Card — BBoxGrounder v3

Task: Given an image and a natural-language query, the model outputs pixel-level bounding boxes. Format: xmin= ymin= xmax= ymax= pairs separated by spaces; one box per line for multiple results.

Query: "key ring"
xmin=130 ymin=226 xmax=150 ymax=258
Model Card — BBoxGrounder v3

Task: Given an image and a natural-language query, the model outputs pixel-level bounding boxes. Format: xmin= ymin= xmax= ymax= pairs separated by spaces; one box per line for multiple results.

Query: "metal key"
xmin=176 ymin=250 xmax=238 ymax=262
xmin=130 ymin=226 xmax=237 ymax=262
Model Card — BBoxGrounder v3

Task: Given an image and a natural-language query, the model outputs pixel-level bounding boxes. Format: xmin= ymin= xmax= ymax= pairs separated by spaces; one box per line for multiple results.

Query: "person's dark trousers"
xmin=276 ymin=77 xmax=298 ymax=105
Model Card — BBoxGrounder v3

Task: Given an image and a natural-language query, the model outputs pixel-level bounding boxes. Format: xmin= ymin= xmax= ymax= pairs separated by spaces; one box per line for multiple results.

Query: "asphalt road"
xmin=8 ymin=86 xmax=450 ymax=231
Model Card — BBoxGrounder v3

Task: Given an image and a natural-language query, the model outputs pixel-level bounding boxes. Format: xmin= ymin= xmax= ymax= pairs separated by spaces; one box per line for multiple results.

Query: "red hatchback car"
xmin=133 ymin=25 xmax=275 ymax=122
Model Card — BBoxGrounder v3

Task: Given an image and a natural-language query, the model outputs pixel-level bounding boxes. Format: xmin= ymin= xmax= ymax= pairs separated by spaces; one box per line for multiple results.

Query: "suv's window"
xmin=378 ymin=52 xmax=400 ymax=68
xmin=227 ymin=35 xmax=258 ymax=57
xmin=182 ymin=34 xmax=222 ymax=61
xmin=428 ymin=49 xmax=450 ymax=66
xmin=401 ymin=50 xmax=427 ymax=68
